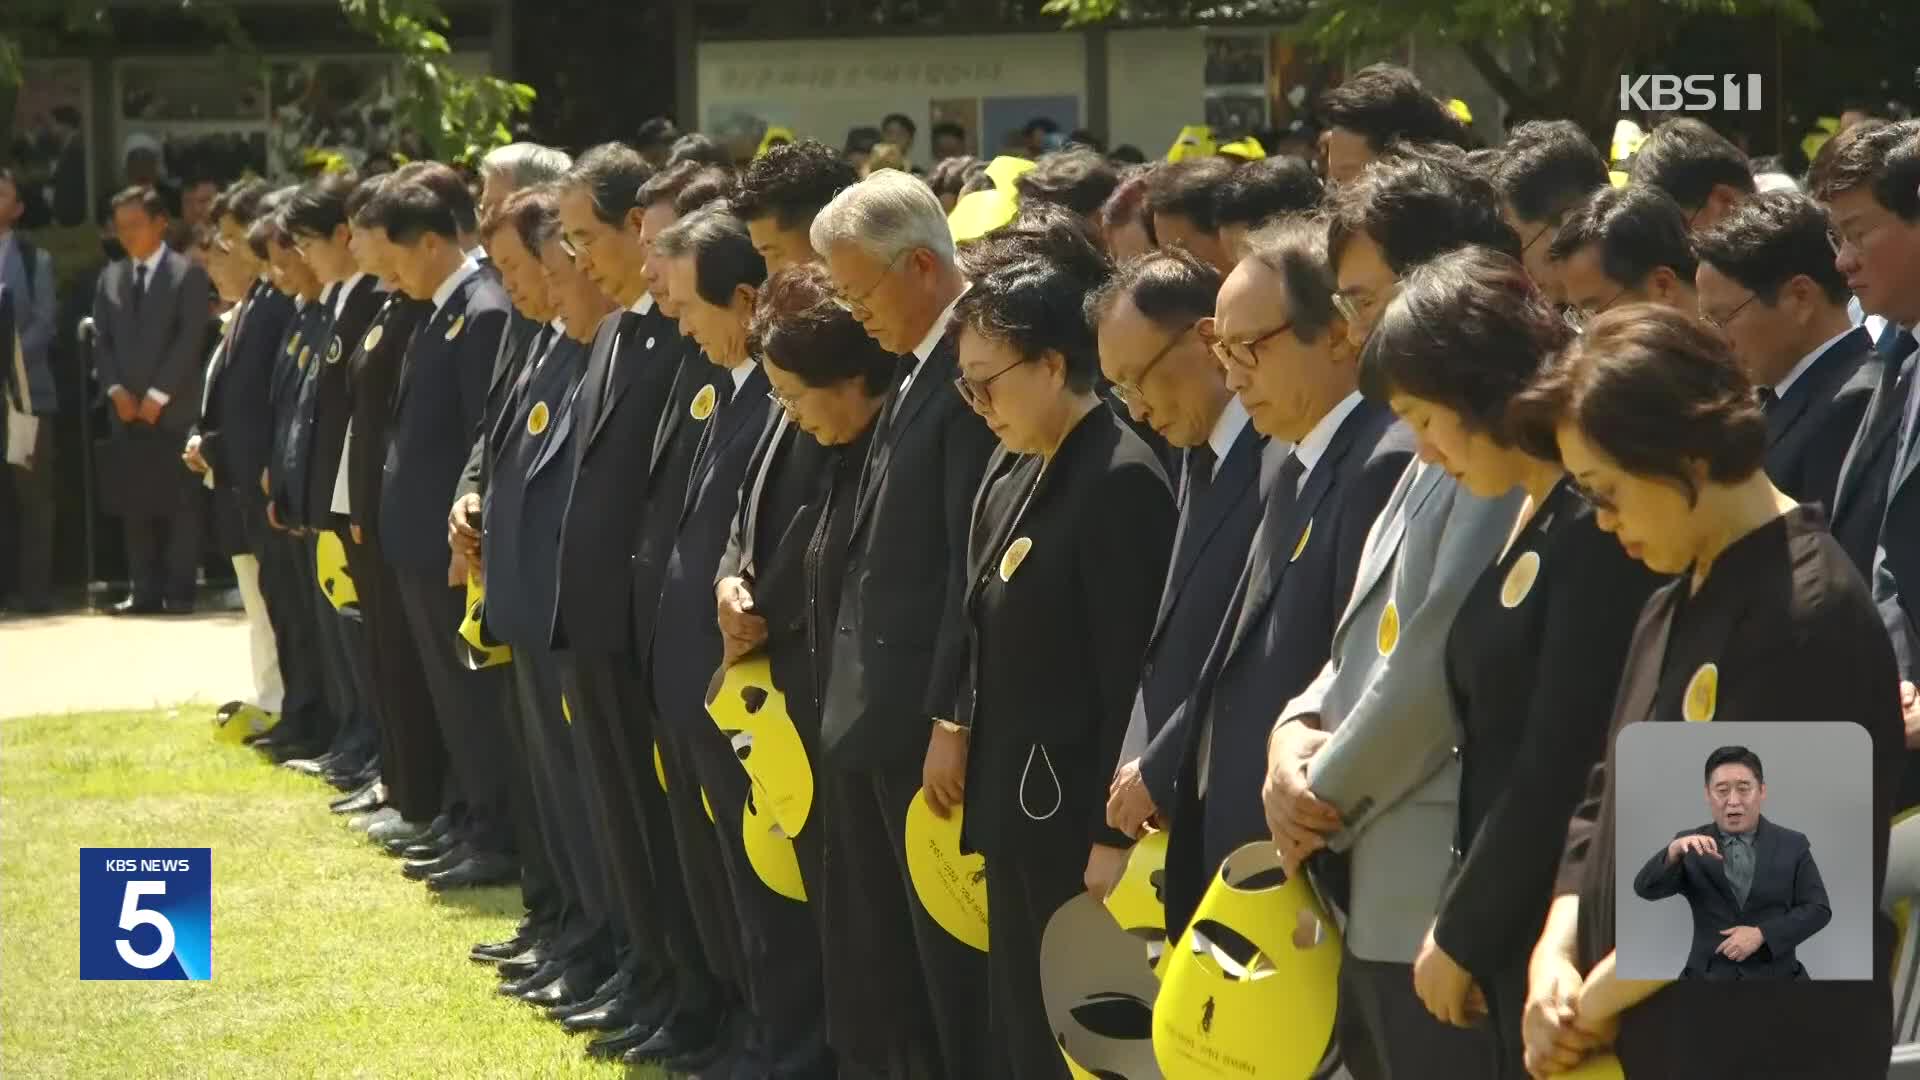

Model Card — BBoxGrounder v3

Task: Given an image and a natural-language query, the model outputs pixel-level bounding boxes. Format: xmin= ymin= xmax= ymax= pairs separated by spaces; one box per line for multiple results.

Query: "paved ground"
xmin=0 ymin=609 xmax=255 ymax=719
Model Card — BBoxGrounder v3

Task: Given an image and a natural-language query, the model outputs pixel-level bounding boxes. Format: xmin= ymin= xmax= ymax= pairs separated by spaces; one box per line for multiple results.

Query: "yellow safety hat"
xmin=1802 ymin=116 xmax=1841 ymax=168
xmin=706 ymin=658 xmax=813 ymax=837
xmin=949 ymin=187 xmax=1020 ymax=243
xmin=213 ymin=703 xmax=279 ymax=745
xmin=314 ymin=530 xmax=359 ymax=613
xmin=757 ymin=125 xmax=796 ymax=159
xmin=1610 ymin=119 xmax=1646 ymax=165
xmin=742 ymin=788 xmax=807 ymax=902
xmin=1152 ymin=842 xmax=1341 ymax=1078
xmin=984 ymin=154 xmax=1037 ymax=192
xmin=1104 ymin=830 xmax=1170 ymax=978
xmin=1448 ymin=98 xmax=1473 ymax=125
xmin=1167 ymin=125 xmax=1216 ymax=163
xmin=1217 ymin=136 xmax=1267 ymax=162
xmin=904 ymin=789 xmax=989 ymax=952
xmin=1041 ymin=894 xmax=1161 ymax=1079
xmin=456 ymin=571 xmax=512 ymax=670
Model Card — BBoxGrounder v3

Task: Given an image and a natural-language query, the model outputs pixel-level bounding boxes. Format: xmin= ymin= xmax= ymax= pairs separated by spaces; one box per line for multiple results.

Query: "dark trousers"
xmin=566 ymin=652 xmax=718 ymax=1002
xmin=306 ymin=529 xmax=375 ymax=761
xmin=982 ymin=851 xmax=1083 ymax=1080
xmin=392 ymin=566 xmax=514 ymax=855
xmin=1336 ymin=948 xmax=1496 ymax=1080
xmin=123 ymin=499 xmax=202 ymax=607
xmin=342 ymin=530 xmax=444 ymax=821
xmin=822 ymin=762 xmax=989 ymax=1080
xmin=242 ymin=500 xmax=331 ymax=743
xmin=511 ymin=645 xmax=607 ymax=944
xmin=1481 ymin=964 xmax=1529 ymax=1080
xmin=6 ymin=418 xmax=55 ymax=608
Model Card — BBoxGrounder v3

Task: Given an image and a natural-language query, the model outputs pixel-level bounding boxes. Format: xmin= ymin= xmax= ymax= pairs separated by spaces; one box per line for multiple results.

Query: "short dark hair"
xmin=344 ymin=174 xmax=387 ymax=224
xmin=927 ymin=155 xmax=979 ymax=200
xmin=635 ymin=116 xmax=680 ymax=151
xmin=1024 ymin=116 xmax=1061 ymax=138
xmin=1629 ymin=118 xmax=1756 ymax=211
xmin=493 ymin=184 xmax=561 ymax=255
xmin=1359 ymin=246 xmax=1575 ymax=455
xmin=1109 ymin=144 xmax=1148 ymax=166
xmin=1493 ymin=120 xmax=1610 ymax=224
xmin=110 ymin=186 xmax=169 ymax=219
xmin=1318 ymin=63 xmax=1471 ymax=151
xmin=1327 ymin=151 xmax=1521 ymax=274
xmin=1548 ymin=185 xmax=1697 ymax=288
xmin=638 ymin=161 xmax=707 ymax=211
xmin=1511 ymin=304 xmax=1767 ymax=501
xmin=1084 ymin=247 xmax=1222 ymax=333
xmin=281 ymin=174 xmax=355 ymax=239
xmin=844 ymin=126 xmax=883 ymax=156
xmin=1243 ymin=215 xmax=1341 ymax=345
xmin=881 ymin=113 xmax=917 ymax=138
xmin=391 ymin=161 xmax=476 ymax=234
xmin=954 ymin=204 xmax=1114 ymax=392
xmin=1016 ymin=148 xmax=1121 ymax=219
xmin=1146 ymin=158 xmax=1235 ymax=233
xmin=1213 ymin=156 xmax=1325 ymax=231
xmin=363 ymin=179 xmax=459 ymax=245
xmin=651 ymin=203 xmax=766 ymax=307
xmin=1067 ymin=128 xmax=1107 ymax=154
xmin=752 ymin=264 xmax=897 ymax=394
xmin=1693 ymin=191 xmax=1851 ymax=306
xmin=1099 ymin=165 xmax=1159 ymax=246
xmin=1808 ymin=118 xmax=1920 ymax=223
xmin=210 ymin=178 xmax=272 ymax=226
xmin=1705 ymin=745 xmax=1764 ymax=786
xmin=734 ymin=140 xmax=857 ymax=231
xmin=565 ymin=142 xmax=654 ymax=224
xmin=672 ymin=167 xmax=735 ymax=217
xmin=667 ymin=133 xmax=731 ymax=170
xmin=246 ymin=186 xmax=296 ymax=259
xmin=931 ymin=121 xmax=967 ymax=146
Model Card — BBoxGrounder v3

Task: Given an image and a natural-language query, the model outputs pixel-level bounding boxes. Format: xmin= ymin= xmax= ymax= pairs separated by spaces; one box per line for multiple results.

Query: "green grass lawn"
xmin=0 ymin=708 xmax=657 ymax=1079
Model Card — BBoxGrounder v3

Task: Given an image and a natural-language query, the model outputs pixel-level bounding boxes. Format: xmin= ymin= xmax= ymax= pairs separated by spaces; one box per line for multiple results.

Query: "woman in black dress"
xmin=947 ymin=210 xmax=1176 ymax=1079
xmin=1514 ymin=304 xmax=1904 ymax=1079
xmin=1358 ymin=248 xmax=1664 ymax=1076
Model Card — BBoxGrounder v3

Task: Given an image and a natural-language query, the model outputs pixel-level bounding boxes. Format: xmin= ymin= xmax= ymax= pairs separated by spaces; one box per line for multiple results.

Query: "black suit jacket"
xmin=1765 ymin=326 xmax=1873 ymax=520
xmin=818 ymin=336 xmax=998 ymax=772
xmin=378 ymin=270 xmax=511 ymax=572
xmin=957 ymin=407 xmax=1175 ymax=861
xmin=551 ymin=303 xmax=685 ymax=654
xmin=1130 ymin=419 xmax=1265 ymax=806
xmin=303 ymin=275 xmax=386 ymax=525
xmin=345 ymin=296 xmax=429 ymax=545
xmin=196 ymin=281 xmax=295 ymax=497
xmin=457 ymin=310 xmax=546 ymax=502
xmin=482 ymin=333 xmax=587 ymax=646
xmin=91 ymin=246 xmax=211 ymax=433
xmin=1632 ymin=817 xmax=1831 ymax=980
xmin=1831 ymin=327 xmax=1910 ymax=660
xmin=268 ymin=299 xmax=335 ymax=522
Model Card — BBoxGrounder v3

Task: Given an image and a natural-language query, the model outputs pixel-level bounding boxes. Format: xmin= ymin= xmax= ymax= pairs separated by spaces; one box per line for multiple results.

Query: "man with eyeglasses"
xmin=1810 ymin=119 xmax=1920 ymax=799
xmin=797 ymin=168 xmax=997 ymax=1080
xmin=1488 ymin=120 xmax=1610 ymax=305
xmin=1632 ymin=745 xmax=1830 ymax=981
xmin=1548 ymin=185 xmax=1698 ymax=325
xmin=1693 ymin=191 xmax=1875 ymax=535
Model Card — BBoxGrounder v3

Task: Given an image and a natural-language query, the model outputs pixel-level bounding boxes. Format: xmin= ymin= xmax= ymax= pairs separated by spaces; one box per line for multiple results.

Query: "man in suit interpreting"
xmin=1693 ymin=191 xmax=1875 ymax=525
xmin=1259 ymin=152 xmax=1527 ymax=1079
xmin=1631 ymin=745 xmax=1831 ymax=980
xmin=93 ymin=185 xmax=211 ymax=614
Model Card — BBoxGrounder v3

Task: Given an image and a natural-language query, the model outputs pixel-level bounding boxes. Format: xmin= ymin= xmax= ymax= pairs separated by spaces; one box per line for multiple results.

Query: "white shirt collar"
xmin=464 ymin=245 xmax=487 ymax=263
xmin=1850 ymin=294 xmax=1890 ymax=345
xmin=1776 ymin=327 xmax=1856 ymax=399
xmin=332 ymin=272 xmax=368 ymax=319
xmin=429 ymin=256 xmax=482 ymax=319
xmin=630 ymin=293 xmax=655 ymax=316
xmin=1203 ymin=395 xmax=1251 ymax=475
xmin=730 ymin=358 xmax=757 ymax=394
xmin=912 ymin=285 xmax=968 ymax=364
xmin=1293 ymin=390 xmax=1365 ymax=480
xmin=132 ymin=244 xmax=167 ymax=277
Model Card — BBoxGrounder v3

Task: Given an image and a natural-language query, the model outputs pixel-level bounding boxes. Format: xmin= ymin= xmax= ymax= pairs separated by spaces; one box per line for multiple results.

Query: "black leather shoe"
xmin=494 ymin=944 xmax=549 ymax=981
xmin=586 ymin=1022 xmax=661 ymax=1061
xmin=424 ymin=853 xmax=517 ymax=891
xmin=366 ymin=817 xmax=429 ymax=846
xmin=549 ymin=967 xmax=631 ymax=1020
xmin=520 ymin=966 xmax=603 ymax=1008
xmin=623 ymin=1009 xmax=725 ymax=1067
xmin=260 ymin=737 xmax=331 ymax=765
xmin=557 ymin=990 xmax=647 ymax=1032
xmin=499 ymin=956 xmax=569 ymax=997
xmin=330 ymin=783 xmax=382 ymax=814
xmin=402 ymin=843 xmax=471 ymax=880
xmin=109 ymin=596 xmax=163 ymax=616
xmin=469 ymin=936 xmax=527 ymax=964
xmin=281 ymin=756 xmax=330 ymax=776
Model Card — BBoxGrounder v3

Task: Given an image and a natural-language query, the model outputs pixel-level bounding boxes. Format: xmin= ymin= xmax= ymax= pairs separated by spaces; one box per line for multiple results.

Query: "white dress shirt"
xmin=899 ymin=285 xmax=969 ymax=404
xmin=113 ymin=245 xmax=175 ymax=404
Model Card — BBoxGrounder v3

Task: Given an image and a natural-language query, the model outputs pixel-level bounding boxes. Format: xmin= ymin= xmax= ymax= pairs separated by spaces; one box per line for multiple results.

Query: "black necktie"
xmin=133 ymin=264 xmax=148 ymax=312
xmin=1756 ymin=386 xmax=1779 ymax=412
xmin=1183 ymin=444 xmax=1217 ymax=510
xmin=850 ymin=383 xmax=901 ymax=516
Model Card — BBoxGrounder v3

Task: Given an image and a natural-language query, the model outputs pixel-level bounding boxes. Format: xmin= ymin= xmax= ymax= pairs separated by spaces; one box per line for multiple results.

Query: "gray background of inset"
xmin=1614 ymin=721 xmax=1873 ymax=979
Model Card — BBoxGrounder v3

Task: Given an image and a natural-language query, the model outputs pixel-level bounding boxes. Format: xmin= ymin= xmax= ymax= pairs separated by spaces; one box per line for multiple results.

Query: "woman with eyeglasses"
xmin=1358 ymin=248 xmax=1663 ymax=1076
xmin=947 ymin=210 xmax=1175 ymax=1080
xmin=1512 ymin=304 xmax=1904 ymax=1080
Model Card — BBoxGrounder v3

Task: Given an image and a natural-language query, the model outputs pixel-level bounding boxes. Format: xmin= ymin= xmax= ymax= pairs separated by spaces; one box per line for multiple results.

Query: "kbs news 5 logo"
xmin=79 ymin=848 xmax=211 ymax=980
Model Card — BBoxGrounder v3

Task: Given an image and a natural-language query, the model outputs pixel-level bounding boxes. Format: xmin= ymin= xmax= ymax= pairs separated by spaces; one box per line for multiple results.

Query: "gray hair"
xmin=480 ymin=142 xmax=575 ymax=190
xmin=809 ymin=168 xmax=955 ymax=267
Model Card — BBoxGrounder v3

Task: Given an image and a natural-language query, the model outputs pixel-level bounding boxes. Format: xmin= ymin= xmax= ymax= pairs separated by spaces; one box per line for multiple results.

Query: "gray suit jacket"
xmin=91 ymin=246 xmax=211 ymax=433
xmin=1 ymin=235 xmax=56 ymax=413
xmin=1282 ymin=459 xmax=1521 ymax=962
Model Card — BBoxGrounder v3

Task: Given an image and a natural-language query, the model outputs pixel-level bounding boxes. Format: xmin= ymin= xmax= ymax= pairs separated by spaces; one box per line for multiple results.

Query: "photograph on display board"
xmin=269 ymin=58 xmax=432 ymax=174
xmin=981 ymin=95 xmax=1078 ymax=157
xmin=929 ymin=98 xmax=981 ymax=157
xmin=1205 ymin=34 xmax=1269 ymax=87
xmin=9 ymin=60 xmax=93 ymax=228
xmin=120 ymin=60 xmax=266 ymax=123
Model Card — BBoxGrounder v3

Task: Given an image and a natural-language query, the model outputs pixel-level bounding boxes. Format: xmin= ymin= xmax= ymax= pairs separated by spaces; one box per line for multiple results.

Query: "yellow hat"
xmin=1608 ymin=170 xmax=1631 ymax=189
xmin=314 ymin=530 xmax=359 ymax=613
xmin=1217 ymin=137 xmax=1267 ymax=162
xmin=1104 ymin=830 xmax=1170 ymax=978
xmin=1152 ymin=842 xmax=1341 ymax=1078
xmin=1167 ymin=124 xmax=1217 ymax=163
xmin=1448 ymin=98 xmax=1474 ymax=125
xmin=1041 ymin=894 xmax=1161 ymax=1079
xmin=742 ymin=788 xmax=807 ymax=902
xmin=1560 ymin=1055 xmax=1626 ymax=1080
xmin=984 ymin=154 xmax=1037 ymax=192
xmin=456 ymin=571 xmax=512 ymax=670
xmin=756 ymin=125 xmax=796 ymax=159
xmin=213 ymin=703 xmax=279 ymax=745
xmin=949 ymin=187 xmax=1020 ymax=244
xmin=1610 ymin=119 xmax=1646 ymax=165
xmin=706 ymin=658 xmax=814 ymax=837
xmin=904 ymin=790 xmax=989 ymax=952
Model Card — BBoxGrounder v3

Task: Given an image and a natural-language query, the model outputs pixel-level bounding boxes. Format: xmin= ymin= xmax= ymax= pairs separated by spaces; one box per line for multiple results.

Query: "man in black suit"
xmin=1140 ymin=220 xmax=1411 ymax=939
xmin=93 ymin=186 xmax=211 ymax=614
xmin=1549 ymin=184 xmax=1699 ymax=319
xmin=1693 ymin=191 xmax=1875 ymax=523
xmin=1486 ymin=119 xmax=1610 ymax=305
xmin=369 ymin=172 xmax=517 ymax=890
xmin=1811 ymin=120 xmax=1920 ymax=796
xmin=1098 ymin=250 xmax=1267 ymax=848
xmin=1632 ymin=745 xmax=1831 ymax=980
xmin=792 ymin=167 xmax=999 ymax=1080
